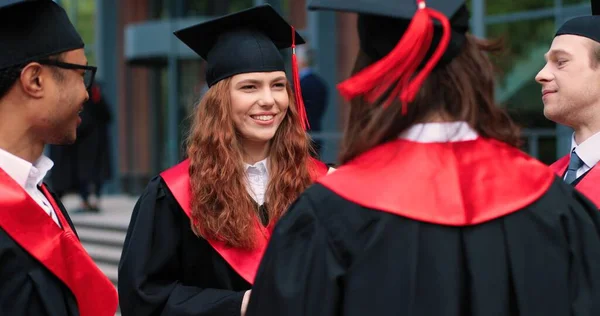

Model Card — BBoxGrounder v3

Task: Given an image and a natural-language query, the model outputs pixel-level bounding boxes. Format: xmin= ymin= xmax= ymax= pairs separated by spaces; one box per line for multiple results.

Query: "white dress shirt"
xmin=399 ymin=121 xmax=478 ymax=142
xmin=568 ymin=131 xmax=600 ymax=179
xmin=244 ymin=158 xmax=269 ymax=205
xmin=0 ymin=148 xmax=60 ymax=226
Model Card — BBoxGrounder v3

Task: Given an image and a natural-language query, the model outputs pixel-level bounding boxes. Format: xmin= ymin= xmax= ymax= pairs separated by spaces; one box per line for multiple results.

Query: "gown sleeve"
xmin=503 ymin=181 xmax=600 ymax=315
xmin=246 ymin=191 xmax=345 ymax=316
xmin=561 ymin=186 xmax=600 ymax=315
xmin=0 ymin=239 xmax=61 ymax=316
xmin=117 ymin=177 xmax=246 ymax=316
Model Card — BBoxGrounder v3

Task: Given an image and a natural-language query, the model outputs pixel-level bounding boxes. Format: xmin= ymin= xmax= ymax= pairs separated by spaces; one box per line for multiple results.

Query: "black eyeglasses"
xmin=37 ymin=59 xmax=98 ymax=91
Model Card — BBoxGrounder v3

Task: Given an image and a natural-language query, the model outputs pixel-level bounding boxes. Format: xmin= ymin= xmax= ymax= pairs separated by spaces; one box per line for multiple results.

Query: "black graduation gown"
xmin=47 ymin=95 xmax=113 ymax=195
xmin=0 ymin=189 xmax=79 ymax=316
xmin=75 ymin=93 xmax=113 ymax=184
xmin=551 ymin=155 xmax=600 ymax=208
xmin=248 ymin=180 xmax=600 ymax=315
xmin=0 ymin=178 xmax=118 ymax=316
xmin=118 ymin=176 xmax=251 ymax=316
xmin=247 ymin=138 xmax=600 ymax=316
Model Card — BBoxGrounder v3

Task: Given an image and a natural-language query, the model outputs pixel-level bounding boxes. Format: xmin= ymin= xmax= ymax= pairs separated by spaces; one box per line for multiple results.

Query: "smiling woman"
xmin=186 ymin=71 xmax=314 ymax=250
xmin=230 ymin=72 xmax=290 ymax=147
xmin=117 ymin=4 xmax=329 ymax=316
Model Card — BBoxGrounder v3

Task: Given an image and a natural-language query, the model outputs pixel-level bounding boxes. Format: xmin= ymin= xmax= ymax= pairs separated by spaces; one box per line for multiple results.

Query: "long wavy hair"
xmin=186 ymin=77 xmax=314 ymax=249
xmin=340 ymin=34 xmax=521 ymax=164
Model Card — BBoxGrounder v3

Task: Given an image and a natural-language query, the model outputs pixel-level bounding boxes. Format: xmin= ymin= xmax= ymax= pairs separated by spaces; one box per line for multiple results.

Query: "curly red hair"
xmin=186 ymin=77 xmax=314 ymax=249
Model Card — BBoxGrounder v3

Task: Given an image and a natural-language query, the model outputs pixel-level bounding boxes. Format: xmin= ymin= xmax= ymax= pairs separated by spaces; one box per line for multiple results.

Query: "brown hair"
xmin=0 ymin=52 xmax=65 ymax=99
xmin=589 ymin=40 xmax=600 ymax=68
xmin=339 ymin=34 xmax=521 ymax=164
xmin=186 ymin=78 xmax=314 ymax=249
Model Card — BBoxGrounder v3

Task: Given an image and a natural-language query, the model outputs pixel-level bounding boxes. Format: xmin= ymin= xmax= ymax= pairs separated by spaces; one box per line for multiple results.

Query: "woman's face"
xmin=229 ymin=71 xmax=289 ymax=144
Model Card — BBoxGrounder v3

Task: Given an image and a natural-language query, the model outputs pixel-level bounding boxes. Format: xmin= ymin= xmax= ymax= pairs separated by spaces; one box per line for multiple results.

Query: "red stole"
xmin=550 ymin=155 xmax=600 ymax=208
xmin=318 ymin=138 xmax=555 ymax=225
xmin=0 ymin=168 xmax=118 ymax=316
xmin=161 ymin=157 xmax=328 ymax=284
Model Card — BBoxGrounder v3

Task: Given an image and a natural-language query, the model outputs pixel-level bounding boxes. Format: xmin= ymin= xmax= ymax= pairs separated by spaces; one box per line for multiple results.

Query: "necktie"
xmin=564 ymin=150 xmax=584 ymax=184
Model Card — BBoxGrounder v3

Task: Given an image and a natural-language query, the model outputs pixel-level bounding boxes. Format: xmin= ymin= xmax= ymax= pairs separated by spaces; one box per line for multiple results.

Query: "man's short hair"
xmin=0 ymin=52 xmax=65 ymax=99
xmin=592 ymin=41 xmax=600 ymax=69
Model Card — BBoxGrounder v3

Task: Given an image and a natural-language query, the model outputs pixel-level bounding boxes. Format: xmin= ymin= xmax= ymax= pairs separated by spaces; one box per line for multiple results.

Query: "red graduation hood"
xmin=161 ymin=157 xmax=328 ymax=284
xmin=318 ymin=137 xmax=556 ymax=225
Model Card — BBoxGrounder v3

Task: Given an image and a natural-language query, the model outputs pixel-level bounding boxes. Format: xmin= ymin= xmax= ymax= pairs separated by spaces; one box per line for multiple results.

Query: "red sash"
xmin=318 ymin=138 xmax=555 ymax=225
xmin=0 ymin=168 xmax=118 ymax=316
xmin=550 ymin=155 xmax=600 ymax=208
xmin=161 ymin=157 xmax=328 ymax=284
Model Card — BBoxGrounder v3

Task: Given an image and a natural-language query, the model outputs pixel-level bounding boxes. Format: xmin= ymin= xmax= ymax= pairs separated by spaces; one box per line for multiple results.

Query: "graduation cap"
xmin=308 ymin=0 xmax=469 ymax=113
xmin=555 ymin=0 xmax=600 ymax=43
xmin=0 ymin=0 xmax=27 ymax=8
xmin=174 ymin=4 xmax=310 ymax=130
xmin=0 ymin=0 xmax=84 ymax=70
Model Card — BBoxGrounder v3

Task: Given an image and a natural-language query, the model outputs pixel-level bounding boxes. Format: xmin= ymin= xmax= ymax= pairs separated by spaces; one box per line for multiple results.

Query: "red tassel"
xmin=337 ymin=0 xmax=451 ymax=114
xmin=291 ymin=26 xmax=310 ymax=130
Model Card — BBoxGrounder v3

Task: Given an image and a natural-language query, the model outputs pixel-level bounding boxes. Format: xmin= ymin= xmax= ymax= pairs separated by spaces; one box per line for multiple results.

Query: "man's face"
xmin=535 ymin=35 xmax=600 ymax=127
xmin=32 ymin=48 xmax=90 ymax=145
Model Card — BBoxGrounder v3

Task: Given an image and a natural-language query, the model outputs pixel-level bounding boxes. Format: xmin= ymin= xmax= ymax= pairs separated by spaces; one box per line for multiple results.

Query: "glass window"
xmin=179 ymin=60 xmax=206 ymax=117
xmin=184 ymin=0 xmax=254 ymax=16
xmin=486 ymin=16 xmax=557 ymax=162
xmin=149 ymin=0 xmax=169 ymax=19
xmin=481 ymin=0 xmax=554 ymax=15
xmin=59 ymin=0 xmax=97 ymax=66
xmin=563 ymin=0 xmax=591 ymax=4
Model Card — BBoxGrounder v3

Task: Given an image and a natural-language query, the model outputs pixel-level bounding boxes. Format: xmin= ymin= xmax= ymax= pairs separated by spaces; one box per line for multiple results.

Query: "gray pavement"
xmin=61 ymin=193 xmax=138 ymax=225
xmin=60 ymin=193 xmax=139 ymax=316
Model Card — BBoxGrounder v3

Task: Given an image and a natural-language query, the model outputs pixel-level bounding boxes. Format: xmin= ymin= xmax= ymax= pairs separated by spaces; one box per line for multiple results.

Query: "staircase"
xmin=62 ymin=194 xmax=137 ymax=316
xmin=71 ymin=215 xmax=128 ymax=287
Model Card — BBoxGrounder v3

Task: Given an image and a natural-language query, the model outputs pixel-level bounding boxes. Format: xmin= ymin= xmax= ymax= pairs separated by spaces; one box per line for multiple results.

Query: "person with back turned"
xmin=246 ymin=0 xmax=600 ymax=315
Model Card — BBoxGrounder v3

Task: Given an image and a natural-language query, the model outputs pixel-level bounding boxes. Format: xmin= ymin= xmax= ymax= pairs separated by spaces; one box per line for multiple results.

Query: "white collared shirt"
xmin=244 ymin=158 xmax=269 ymax=205
xmin=569 ymin=131 xmax=600 ymax=178
xmin=399 ymin=121 xmax=479 ymax=142
xmin=0 ymin=148 xmax=60 ymax=226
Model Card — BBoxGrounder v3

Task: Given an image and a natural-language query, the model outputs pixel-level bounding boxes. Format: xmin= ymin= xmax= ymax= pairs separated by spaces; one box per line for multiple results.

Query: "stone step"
xmin=83 ymin=243 xmax=122 ymax=266
xmin=70 ymin=215 xmax=130 ymax=233
xmin=77 ymin=227 xmax=127 ymax=247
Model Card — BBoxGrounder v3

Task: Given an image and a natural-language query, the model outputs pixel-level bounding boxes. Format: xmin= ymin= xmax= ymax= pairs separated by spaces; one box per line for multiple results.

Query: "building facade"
xmin=56 ymin=0 xmax=592 ymax=194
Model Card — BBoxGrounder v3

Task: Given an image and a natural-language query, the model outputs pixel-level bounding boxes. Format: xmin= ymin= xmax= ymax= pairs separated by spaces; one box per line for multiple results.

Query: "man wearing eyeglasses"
xmin=0 ymin=1 xmax=118 ymax=315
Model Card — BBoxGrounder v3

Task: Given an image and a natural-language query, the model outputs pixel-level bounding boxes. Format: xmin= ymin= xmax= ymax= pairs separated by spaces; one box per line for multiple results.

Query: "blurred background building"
xmin=55 ymin=0 xmax=594 ymax=195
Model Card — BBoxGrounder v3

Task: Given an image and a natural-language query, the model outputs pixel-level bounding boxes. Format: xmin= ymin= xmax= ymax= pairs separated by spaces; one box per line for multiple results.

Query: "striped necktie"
xmin=564 ymin=150 xmax=584 ymax=184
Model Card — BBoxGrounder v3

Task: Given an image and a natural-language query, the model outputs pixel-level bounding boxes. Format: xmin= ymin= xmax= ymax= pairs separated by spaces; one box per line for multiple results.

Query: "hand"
xmin=241 ymin=290 xmax=251 ymax=316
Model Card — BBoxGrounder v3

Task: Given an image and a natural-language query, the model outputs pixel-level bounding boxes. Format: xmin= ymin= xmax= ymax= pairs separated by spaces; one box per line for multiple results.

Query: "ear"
xmin=19 ymin=62 xmax=46 ymax=98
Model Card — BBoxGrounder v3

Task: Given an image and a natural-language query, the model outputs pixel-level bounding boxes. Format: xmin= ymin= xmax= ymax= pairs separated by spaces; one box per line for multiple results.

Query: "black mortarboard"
xmin=309 ymin=0 xmax=468 ymax=65
xmin=0 ymin=0 xmax=26 ymax=8
xmin=555 ymin=0 xmax=600 ymax=43
xmin=0 ymin=0 xmax=84 ymax=70
xmin=174 ymin=4 xmax=305 ymax=87
xmin=308 ymin=0 xmax=469 ymax=112
xmin=174 ymin=4 xmax=310 ymax=129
